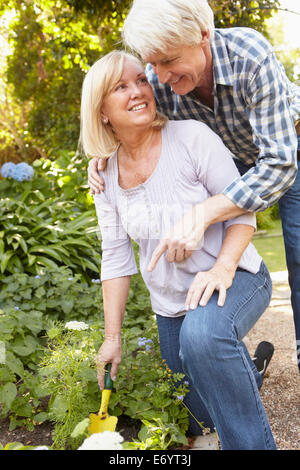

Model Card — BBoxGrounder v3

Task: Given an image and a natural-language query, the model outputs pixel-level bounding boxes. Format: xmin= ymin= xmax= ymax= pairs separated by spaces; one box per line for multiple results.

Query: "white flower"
xmin=78 ymin=432 xmax=124 ymax=450
xmin=65 ymin=321 xmax=89 ymax=331
xmin=34 ymin=446 xmax=49 ymax=450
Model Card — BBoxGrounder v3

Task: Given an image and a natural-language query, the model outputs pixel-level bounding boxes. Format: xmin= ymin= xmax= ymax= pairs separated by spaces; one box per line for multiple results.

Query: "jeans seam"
xmin=236 ymin=341 xmax=273 ymax=449
xmin=229 ymin=270 xmax=273 ymax=449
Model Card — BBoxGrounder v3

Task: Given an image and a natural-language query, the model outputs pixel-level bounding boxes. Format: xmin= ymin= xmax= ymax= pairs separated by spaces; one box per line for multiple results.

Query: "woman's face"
xmin=101 ymin=58 xmax=156 ymax=134
xmin=143 ymin=33 xmax=212 ymax=95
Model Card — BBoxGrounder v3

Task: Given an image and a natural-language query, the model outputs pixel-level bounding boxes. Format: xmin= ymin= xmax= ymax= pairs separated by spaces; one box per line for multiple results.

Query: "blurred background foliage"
xmin=0 ymin=0 xmax=285 ymax=163
xmin=0 ymin=0 xmax=298 ymax=236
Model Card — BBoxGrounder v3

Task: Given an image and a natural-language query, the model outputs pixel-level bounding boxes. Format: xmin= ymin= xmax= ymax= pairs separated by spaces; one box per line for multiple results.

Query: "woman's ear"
xmin=101 ymin=112 xmax=109 ymax=124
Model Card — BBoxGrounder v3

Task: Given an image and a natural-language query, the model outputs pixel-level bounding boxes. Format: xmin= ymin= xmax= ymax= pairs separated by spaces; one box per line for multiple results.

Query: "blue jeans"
xmin=156 ymin=262 xmax=277 ymax=450
xmin=235 ymin=144 xmax=300 ymax=374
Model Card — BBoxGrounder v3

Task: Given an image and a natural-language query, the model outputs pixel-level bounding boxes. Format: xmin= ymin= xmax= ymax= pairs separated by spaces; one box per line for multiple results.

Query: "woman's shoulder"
xmin=165 ymin=119 xmax=224 ymax=151
xmin=165 ymin=119 xmax=219 ymax=144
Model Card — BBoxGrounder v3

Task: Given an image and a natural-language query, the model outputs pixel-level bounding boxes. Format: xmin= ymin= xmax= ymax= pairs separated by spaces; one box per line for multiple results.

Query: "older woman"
xmin=80 ymin=50 xmax=276 ymax=450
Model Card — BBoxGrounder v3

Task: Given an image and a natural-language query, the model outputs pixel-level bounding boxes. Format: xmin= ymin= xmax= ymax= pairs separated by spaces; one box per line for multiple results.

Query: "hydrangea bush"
xmin=1 ymin=162 xmax=34 ymax=181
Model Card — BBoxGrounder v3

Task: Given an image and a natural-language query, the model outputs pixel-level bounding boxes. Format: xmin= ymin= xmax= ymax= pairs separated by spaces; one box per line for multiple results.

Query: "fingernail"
xmin=190 ymin=304 xmax=196 ymax=310
xmin=112 ymin=376 xmax=116 ymax=381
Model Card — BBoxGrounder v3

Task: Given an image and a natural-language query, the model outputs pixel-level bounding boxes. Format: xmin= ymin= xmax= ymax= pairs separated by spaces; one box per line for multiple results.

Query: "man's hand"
xmin=148 ymin=204 xmax=206 ymax=271
xmin=88 ymin=157 xmax=107 ymax=193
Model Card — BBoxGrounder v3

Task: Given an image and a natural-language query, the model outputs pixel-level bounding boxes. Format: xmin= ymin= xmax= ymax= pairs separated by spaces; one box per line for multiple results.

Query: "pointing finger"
xmin=147 ymin=241 xmax=167 ymax=272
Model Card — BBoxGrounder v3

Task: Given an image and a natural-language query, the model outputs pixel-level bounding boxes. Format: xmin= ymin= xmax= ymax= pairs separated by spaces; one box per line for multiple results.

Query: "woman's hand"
xmin=185 ymin=264 xmax=235 ymax=310
xmin=95 ymin=336 xmax=122 ymax=389
xmin=88 ymin=157 xmax=107 ymax=194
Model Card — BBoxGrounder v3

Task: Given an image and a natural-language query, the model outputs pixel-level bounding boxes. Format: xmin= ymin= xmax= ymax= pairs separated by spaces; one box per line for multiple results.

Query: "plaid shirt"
xmin=146 ymin=27 xmax=300 ymax=212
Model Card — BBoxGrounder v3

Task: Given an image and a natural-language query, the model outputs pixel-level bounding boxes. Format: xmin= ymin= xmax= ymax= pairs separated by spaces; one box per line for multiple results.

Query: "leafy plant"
xmin=0 ymin=196 xmax=100 ymax=279
xmin=38 ymin=317 xmax=189 ymax=450
xmin=0 ymin=268 xmax=102 ymax=321
xmin=0 ymin=303 xmax=49 ymax=430
xmin=0 ymin=268 xmax=103 ymax=430
xmin=0 ymin=442 xmax=42 ymax=450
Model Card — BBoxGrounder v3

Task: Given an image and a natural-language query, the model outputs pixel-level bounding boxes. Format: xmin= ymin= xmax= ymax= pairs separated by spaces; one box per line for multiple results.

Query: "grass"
xmin=252 ymin=219 xmax=287 ymax=273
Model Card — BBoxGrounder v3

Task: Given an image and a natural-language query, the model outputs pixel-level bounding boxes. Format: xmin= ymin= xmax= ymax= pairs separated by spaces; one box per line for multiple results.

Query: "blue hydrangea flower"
xmin=11 ymin=162 xmax=34 ymax=181
xmin=1 ymin=162 xmax=16 ymax=178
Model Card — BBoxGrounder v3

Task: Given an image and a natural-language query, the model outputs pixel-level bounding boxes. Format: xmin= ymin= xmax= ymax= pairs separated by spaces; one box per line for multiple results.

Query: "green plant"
xmin=38 ymin=316 xmax=190 ymax=450
xmin=38 ymin=321 xmax=104 ymax=449
xmin=0 ymin=268 xmax=102 ymax=321
xmin=0 ymin=268 xmax=103 ymax=430
xmin=0 ymin=442 xmax=43 ymax=450
xmin=0 ymin=196 xmax=100 ymax=279
xmin=0 ymin=303 xmax=49 ymax=430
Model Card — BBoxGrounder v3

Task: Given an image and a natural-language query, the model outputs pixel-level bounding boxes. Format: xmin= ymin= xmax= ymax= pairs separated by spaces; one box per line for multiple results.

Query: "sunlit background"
xmin=277 ymin=0 xmax=300 ymax=48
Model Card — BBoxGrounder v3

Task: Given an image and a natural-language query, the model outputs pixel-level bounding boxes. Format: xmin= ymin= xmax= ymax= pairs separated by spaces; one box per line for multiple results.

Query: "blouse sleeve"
xmin=183 ymin=121 xmax=257 ymax=231
xmin=93 ymin=192 xmax=138 ymax=281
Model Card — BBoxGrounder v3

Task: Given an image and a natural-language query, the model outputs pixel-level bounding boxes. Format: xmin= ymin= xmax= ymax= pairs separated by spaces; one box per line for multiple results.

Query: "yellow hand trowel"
xmin=88 ymin=363 xmax=118 ymax=435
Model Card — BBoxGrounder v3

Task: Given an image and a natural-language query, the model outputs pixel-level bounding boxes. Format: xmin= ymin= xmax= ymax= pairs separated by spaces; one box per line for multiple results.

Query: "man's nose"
xmin=156 ymin=65 xmax=171 ymax=84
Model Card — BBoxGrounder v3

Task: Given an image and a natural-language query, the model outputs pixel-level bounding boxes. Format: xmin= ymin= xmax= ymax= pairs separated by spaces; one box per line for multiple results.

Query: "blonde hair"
xmin=80 ymin=50 xmax=167 ymax=159
xmin=123 ymin=0 xmax=215 ymax=58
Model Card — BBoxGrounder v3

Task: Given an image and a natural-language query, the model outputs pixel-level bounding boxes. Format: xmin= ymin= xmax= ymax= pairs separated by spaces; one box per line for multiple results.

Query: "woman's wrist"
xmin=213 ymin=256 xmax=237 ymax=279
xmin=104 ymin=332 xmax=122 ymax=342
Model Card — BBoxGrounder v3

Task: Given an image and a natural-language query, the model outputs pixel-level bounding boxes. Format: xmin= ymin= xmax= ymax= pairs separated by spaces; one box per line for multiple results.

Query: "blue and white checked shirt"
xmin=146 ymin=27 xmax=300 ymax=212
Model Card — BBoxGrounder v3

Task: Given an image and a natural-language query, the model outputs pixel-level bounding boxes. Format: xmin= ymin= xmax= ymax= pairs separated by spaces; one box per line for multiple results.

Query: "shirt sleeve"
xmin=93 ymin=192 xmax=138 ymax=281
xmin=223 ymin=53 xmax=298 ymax=212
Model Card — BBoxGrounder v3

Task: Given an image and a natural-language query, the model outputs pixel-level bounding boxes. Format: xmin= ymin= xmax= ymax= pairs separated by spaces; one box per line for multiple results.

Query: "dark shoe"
xmin=252 ymin=341 xmax=274 ymax=379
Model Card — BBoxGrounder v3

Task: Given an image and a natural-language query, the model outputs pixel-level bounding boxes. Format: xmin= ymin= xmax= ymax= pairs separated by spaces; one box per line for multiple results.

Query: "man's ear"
xmin=201 ymin=30 xmax=210 ymax=44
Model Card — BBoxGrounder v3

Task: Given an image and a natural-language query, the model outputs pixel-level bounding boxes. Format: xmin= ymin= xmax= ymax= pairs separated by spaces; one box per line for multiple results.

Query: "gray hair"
xmin=123 ymin=0 xmax=215 ymax=58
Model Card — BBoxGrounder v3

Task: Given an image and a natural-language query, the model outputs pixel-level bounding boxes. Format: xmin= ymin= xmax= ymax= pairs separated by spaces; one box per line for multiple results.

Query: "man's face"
xmin=144 ymin=34 xmax=212 ymax=95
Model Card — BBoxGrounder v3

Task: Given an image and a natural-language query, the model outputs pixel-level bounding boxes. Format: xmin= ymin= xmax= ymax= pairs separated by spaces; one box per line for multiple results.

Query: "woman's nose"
xmin=130 ymin=83 xmax=143 ymax=98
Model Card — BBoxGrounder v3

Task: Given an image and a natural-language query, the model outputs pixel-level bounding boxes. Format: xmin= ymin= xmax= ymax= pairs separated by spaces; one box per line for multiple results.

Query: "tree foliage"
xmin=0 ymin=0 xmax=282 ymax=159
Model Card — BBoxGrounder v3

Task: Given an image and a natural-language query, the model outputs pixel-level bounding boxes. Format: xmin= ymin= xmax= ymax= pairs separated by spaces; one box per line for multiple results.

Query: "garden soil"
xmin=0 ymin=271 xmax=299 ymax=450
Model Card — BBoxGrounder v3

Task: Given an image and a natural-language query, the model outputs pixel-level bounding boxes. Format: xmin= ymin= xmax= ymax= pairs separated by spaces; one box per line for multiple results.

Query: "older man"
xmin=88 ymin=0 xmax=300 ymax=372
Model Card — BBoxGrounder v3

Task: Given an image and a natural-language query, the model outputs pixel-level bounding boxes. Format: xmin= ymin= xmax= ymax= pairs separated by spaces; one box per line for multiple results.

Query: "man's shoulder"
xmin=215 ymin=27 xmax=273 ymax=63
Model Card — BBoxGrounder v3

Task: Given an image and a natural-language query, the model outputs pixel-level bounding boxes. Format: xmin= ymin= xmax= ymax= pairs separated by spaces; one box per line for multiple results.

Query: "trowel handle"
xmin=104 ymin=363 xmax=113 ymax=390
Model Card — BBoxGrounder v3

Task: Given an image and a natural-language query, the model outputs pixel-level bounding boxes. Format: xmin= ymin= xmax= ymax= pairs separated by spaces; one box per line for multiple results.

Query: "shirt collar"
xmin=211 ymin=29 xmax=234 ymax=87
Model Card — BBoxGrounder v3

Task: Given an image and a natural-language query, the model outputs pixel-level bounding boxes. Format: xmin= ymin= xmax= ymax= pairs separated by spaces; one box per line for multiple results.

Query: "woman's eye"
xmin=138 ymin=77 xmax=148 ymax=84
xmin=115 ymin=84 xmax=126 ymax=91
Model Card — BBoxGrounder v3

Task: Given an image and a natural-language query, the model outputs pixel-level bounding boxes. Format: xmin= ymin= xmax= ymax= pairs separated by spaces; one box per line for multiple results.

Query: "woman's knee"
xmin=179 ymin=307 xmax=225 ymax=361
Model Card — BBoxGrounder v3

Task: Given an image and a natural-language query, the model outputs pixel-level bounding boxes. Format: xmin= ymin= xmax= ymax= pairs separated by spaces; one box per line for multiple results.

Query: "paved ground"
xmin=192 ymin=271 xmax=300 ymax=450
xmin=247 ymin=271 xmax=300 ymax=450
